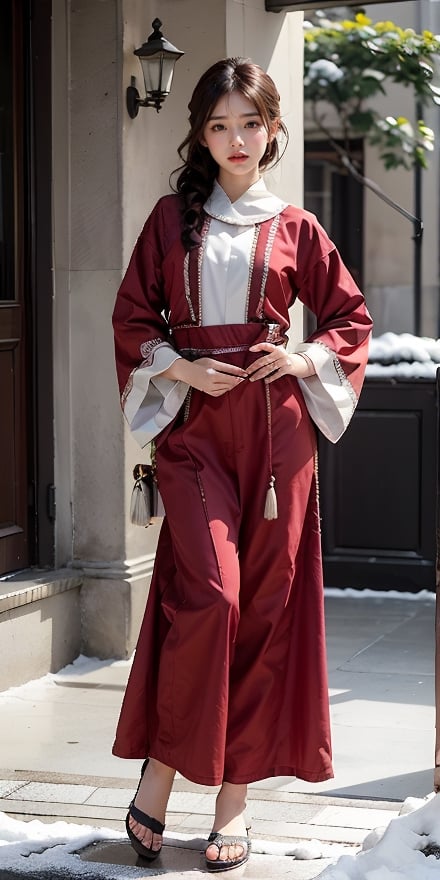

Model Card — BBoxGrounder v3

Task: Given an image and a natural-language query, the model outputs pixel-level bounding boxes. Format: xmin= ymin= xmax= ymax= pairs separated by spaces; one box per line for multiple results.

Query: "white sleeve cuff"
xmin=296 ymin=341 xmax=358 ymax=443
xmin=122 ymin=343 xmax=189 ymax=447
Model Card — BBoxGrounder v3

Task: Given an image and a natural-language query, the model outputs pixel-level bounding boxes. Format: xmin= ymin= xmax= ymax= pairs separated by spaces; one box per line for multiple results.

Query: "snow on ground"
xmin=0 ymin=812 xmax=132 ymax=878
xmin=325 ymin=588 xmax=435 ymax=602
xmin=0 ymin=798 xmax=439 ymax=878
xmin=0 ymin=810 xmax=351 ymax=876
xmin=317 ymin=795 xmax=440 ymax=880
xmin=0 ymin=653 xmax=132 ymax=699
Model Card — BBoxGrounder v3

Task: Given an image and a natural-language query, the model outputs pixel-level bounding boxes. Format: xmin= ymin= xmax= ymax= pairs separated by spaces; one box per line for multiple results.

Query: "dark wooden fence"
xmin=318 ymin=377 xmax=438 ymax=592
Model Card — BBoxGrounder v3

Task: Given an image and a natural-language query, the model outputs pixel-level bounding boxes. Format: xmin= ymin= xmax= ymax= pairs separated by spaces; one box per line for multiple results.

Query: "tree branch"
xmin=310 ymin=113 xmax=423 ymax=240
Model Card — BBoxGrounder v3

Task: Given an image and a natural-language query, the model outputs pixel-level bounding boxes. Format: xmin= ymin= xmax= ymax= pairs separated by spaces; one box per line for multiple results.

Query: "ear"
xmin=199 ymin=137 xmax=208 ymax=148
xmin=268 ymin=119 xmax=280 ymax=143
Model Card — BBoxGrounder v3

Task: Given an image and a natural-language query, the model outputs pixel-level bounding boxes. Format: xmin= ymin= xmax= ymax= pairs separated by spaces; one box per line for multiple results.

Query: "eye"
xmin=211 ymin=123 xmax=226 ymax=132
xmin=245 ymin=119 xmax=261 ymax=129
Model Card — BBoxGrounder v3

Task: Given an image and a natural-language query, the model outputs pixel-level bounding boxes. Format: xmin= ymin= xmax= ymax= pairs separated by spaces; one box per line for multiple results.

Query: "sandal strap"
xmin=129 ymin=801 xmax=165 ymax=836
xmin=207 ymin=831 xmax=250 ymax=850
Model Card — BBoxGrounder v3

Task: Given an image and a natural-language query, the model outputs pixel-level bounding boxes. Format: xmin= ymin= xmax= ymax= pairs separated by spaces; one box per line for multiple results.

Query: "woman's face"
xmin=200 ymin=91 xmax=276 ymax=198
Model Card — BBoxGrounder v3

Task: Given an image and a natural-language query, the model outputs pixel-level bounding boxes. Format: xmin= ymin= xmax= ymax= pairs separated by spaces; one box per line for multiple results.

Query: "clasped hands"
xmin=170 ymin=343 xmax=315 ymax=398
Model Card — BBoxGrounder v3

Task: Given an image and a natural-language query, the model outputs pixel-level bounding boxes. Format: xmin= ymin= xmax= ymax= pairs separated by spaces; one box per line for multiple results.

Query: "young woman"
xmin=112 ymin=57 xmax=373 ymax=871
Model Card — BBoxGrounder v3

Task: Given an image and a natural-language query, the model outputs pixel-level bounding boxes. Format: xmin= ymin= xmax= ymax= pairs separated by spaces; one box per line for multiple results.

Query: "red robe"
xmin=112 ymin=190 xmax=372 ymax=785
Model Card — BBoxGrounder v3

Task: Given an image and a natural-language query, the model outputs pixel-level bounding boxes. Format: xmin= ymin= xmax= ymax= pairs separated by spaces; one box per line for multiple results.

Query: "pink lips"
xmin=229 ymin=153 xmax=248 ymax=162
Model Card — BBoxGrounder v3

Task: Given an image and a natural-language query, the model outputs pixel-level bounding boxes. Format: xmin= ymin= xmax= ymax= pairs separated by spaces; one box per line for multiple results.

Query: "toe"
xmin=129 ymin=817 xmax=155 ymax=849
xmin=219 ymin=844 xmax=230 ymax=861
xmin=205 ymin=843 xmax=220 ymax=862
xmin=231 ymin=843 xmax=244 ymax=860
xmin=206 ymin=842 xmax=245 ymax=864
xmin=224 ymin=843 xmax=243 ymax=861
xmin=151 ymin=832 xmax=162 ymax=851
xmin=142 ymin=830 xmax=154 ymax=848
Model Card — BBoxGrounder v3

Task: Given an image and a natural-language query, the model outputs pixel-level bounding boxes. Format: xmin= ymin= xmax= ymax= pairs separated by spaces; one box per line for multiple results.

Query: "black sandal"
xmin=125 ymin=759 xmax=165 ymax=861
xmin=205 ymin=829 xmax=251 ymax=872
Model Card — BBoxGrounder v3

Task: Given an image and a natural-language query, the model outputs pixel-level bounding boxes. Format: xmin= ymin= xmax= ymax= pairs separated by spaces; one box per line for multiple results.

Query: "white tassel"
xmin=130 ymin=481 xmax=151 ymax=527
xmin=264 ymin=475 xmax=278 ymax=520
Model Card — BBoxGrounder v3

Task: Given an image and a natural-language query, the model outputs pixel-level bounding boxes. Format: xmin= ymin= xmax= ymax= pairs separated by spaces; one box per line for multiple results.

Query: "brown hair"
xmin=171 ymin=58 xmax=288 ymax=250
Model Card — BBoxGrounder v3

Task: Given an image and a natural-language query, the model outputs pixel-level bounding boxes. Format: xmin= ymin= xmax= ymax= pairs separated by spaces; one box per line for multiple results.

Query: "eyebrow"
xmin=208 ymin=111 xmax=262 ymax=121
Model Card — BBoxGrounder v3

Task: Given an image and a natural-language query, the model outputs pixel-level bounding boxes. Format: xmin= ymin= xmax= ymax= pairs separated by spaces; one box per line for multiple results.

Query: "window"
xmin=304 ymin=139 xmax=364 ymax=289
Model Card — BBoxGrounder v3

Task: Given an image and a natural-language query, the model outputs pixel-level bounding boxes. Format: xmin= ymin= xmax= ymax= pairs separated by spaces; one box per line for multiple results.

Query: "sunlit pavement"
xmin=0 ymin=590 xmax=436 ymax=878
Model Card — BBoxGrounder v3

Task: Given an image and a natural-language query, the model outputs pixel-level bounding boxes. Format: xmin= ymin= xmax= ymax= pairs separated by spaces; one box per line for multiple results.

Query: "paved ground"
xmin=0 ymin=591 xmax=436 ymax=878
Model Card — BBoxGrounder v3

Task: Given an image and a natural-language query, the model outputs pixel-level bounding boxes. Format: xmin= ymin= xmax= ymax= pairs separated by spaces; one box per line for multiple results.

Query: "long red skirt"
xmin=112 ymin=323 xmax=333 ymax=786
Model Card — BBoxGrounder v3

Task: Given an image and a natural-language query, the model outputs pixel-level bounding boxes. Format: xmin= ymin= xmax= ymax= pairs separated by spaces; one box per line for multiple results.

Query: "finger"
xmin=216 ymin=372 xmax=248 ymax=384
xmin=203 ymin=360 xmax=247 ymax=377
xmin=248 ymin=355 xmax=281 ymax=380
xmin=213 ymin=377 xmax=247 ymax=390
xmin=209 ymin=388 xmax=232 ymax=397
xmin=216 ymin=364 xmax=248 ymax=378
xmin=249 ymin=343 xmax=276 ymax=353
xmin=265 ymin=358 xmax=294 ymax=383
xmin=207 ymin=377 xmax=243 ymax=393
xmin=246 ymin=354 xmax=273 ymax=376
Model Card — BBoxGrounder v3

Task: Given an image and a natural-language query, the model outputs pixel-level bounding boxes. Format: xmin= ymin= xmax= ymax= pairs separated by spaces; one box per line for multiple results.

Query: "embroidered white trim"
xmin=245 ymin=225 xmax=260 ymax=320
xmin=197 ymin=216 xmax=210 ymax=325
xmin=296 ymin=340 xmax=358 ymax=443
xmin=140 ymin=337 xmax=163 ymax=363
xmin=313 ymin=340 xmax=358 ymax=413
xmin=179 ymin=345 xmax=250 ymax=358
xmin=183 ymin=388 xmax=193 ymax=422
xmin=313 ymin=450 xmax=321 ymax=534
xmin=257 ymin=214 xmax=281 ymax=318
xmin=121 ymin=342 xmax=172 ymax=411
xmin=183 ymin=251 xmax=196 ymax=322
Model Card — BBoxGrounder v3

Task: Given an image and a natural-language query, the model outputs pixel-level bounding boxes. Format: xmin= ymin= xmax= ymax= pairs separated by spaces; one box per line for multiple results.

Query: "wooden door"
xmin=0 ymin=1 xmax=28 ymax=574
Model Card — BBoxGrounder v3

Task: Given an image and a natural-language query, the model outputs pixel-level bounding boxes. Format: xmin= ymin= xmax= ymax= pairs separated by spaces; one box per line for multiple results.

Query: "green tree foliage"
xmin=304 ymin=13 xmax=440 ymax=170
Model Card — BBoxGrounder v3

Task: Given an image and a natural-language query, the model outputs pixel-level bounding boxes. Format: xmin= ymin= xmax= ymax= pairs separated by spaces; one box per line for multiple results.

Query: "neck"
xmin=217 ymin=170 xmax=261 ymax=203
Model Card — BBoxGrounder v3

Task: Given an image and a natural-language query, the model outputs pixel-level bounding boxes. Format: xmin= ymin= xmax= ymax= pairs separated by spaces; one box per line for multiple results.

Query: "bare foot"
xmin=205 ymin=782 xmax=249 ymax=866
xmin=128 ymin=758 xmax=175 ymax=852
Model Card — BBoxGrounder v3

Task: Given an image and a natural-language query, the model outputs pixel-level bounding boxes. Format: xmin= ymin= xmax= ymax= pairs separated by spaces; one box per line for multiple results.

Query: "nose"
xmin=231 ymin=129 xmax=244 ymax=147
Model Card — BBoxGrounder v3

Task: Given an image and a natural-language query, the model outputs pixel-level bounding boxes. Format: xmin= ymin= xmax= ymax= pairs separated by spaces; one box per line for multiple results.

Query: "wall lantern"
xmin=126 ymin=18 xmax=184 ymax=118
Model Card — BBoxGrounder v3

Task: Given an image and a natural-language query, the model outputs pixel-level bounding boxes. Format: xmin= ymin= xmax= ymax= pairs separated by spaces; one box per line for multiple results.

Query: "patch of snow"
xmin=0 ymin=811 xmax=135 ymax=878
xmin=366 ymin=333 xmax=440 ymax=379
xmin=0 ymin=810 xmax=351 ymax=877
xmin=317 ymin=794 xmax=440 ymax=879
xmin=366 ymin=362 xmax=437 ymax=378
xmin=55 ymin=654 xmax=132 ymax=676
xmin=368 ymin=333 xmax=440 ymax=366
xmin=324 ymin=587 xmax=435 ymax=602
xmin=0 ymin=654 xmax=132 ymax=699
xmin=0 ymin=796 xmax=439 ymax=877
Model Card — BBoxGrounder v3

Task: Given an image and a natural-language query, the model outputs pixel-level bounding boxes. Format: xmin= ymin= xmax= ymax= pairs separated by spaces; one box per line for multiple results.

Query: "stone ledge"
xmin=0 ymin=772 xmax=404 ymax=811
xmin=0 ymin=569 xmax=83 ymax=614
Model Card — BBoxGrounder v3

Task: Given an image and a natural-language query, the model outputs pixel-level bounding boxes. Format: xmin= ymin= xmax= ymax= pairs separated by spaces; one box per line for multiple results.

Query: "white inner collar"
xmin=204 ymin=179 xmax=287 ymax=226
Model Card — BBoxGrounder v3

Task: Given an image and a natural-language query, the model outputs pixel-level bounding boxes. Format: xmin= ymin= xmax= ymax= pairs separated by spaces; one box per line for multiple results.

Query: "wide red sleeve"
xmin=113 ymin=199 xmax=172 ymax=393
xmin=292 ymin=214 xmax=373 ymax=442
xmin=112 ymin=197 xmax=189 ymax=448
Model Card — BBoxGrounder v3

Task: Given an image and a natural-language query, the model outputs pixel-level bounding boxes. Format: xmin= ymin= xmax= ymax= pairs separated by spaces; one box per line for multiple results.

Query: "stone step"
xmin=0 ymin=570 xmax=83 ymax=689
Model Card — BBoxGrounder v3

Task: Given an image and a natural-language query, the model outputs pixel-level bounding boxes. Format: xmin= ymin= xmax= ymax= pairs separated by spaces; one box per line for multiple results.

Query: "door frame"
xmin=25 ymin=0 xmax=54 ymax=567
